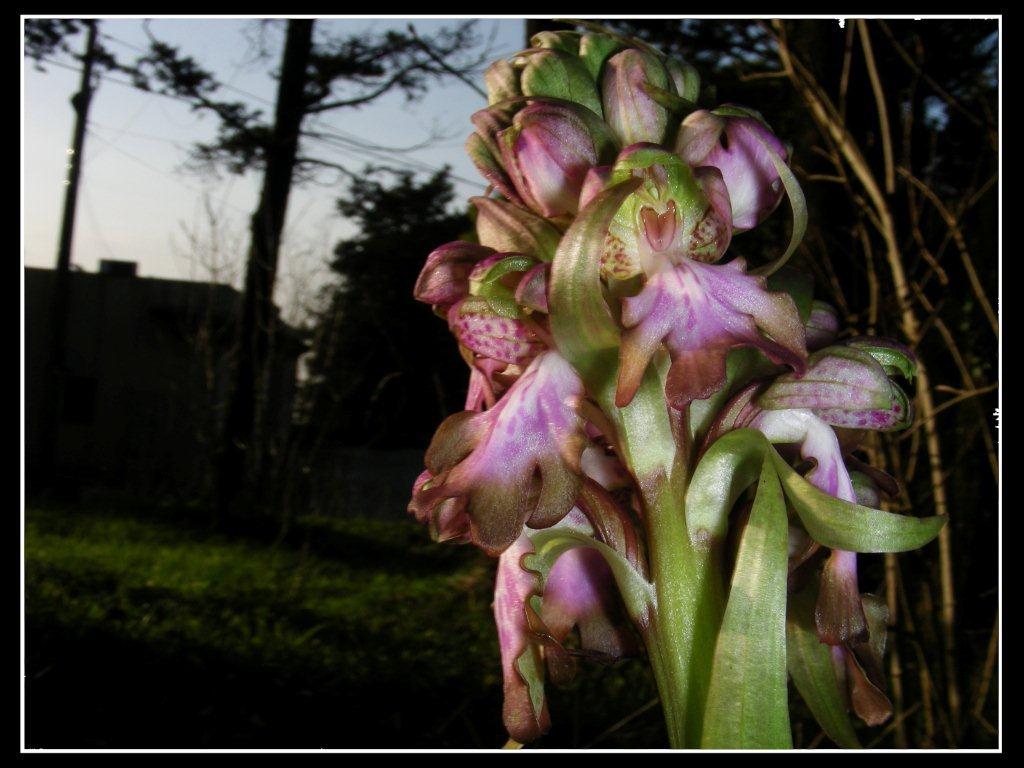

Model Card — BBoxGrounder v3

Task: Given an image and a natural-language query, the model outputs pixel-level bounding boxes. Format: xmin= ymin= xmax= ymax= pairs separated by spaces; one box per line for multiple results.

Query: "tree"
xmin=295 ymin=167 xmax=472 ymax=451
xmin=25 ymin=18 xmax=490 ymax=517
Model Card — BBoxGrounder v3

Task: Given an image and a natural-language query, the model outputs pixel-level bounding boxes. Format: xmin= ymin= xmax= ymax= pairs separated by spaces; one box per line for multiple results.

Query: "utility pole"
xmin=34 ymin=19 xmax=99 ymax=492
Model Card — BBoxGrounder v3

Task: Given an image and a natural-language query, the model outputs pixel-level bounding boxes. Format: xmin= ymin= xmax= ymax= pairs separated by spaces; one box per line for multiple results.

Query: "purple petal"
xmin=408 ymin=469 xmax=471 ymax=544
xmin=542 ymin=546 xmax=636 ymax=659
xmin=677 ymin=108 xmax=788 ymax=231
xmin=494 ymin=536 xmax=551 ymax=742
xmin=414 ymin=351 xmax=588 ymax=554
xmin=414 ymin=242 xmax=495 ymax=309
xmin=757 ymin=345 xmax=912 ymax=431
xmin=616 ymin=257 xmax=807 ymax=408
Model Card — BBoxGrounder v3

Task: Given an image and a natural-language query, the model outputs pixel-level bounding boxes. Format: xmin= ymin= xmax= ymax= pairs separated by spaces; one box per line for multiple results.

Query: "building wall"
xmin=25 ymin=268 xmax=301 ymax=497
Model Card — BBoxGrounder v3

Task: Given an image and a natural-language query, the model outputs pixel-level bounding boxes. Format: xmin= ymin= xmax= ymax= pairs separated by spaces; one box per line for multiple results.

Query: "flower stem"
xmin=641 ymin=479 xmax=724 ymax=748
xmin=597 ymin=366 xmax=725 ymax=748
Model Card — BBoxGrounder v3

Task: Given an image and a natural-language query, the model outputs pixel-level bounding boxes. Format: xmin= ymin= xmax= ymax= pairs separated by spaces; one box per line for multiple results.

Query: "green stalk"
xmin=642 ymin=480 xmax=724 ymax=747
xmin=598 ymin=365 xmax=725 ymax=748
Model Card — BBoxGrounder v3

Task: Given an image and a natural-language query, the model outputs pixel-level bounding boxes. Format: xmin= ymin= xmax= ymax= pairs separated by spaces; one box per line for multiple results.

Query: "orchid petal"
xmin=414 ymin=351 xmax=588 ymax=554
xmin=414 ymin=241 xmax=495 ymax=309
xmin=448 ymin=297 xmax=544 ymax=366
xmin=676 ymin=108 xmax=787 ymax=231
xmin=757 ymin=345 xmax=912 ymax=431
xmin=617 ymin=257 xmax=807 ymax=409
xmin=495 ymin=535 xmax=551 ymax=743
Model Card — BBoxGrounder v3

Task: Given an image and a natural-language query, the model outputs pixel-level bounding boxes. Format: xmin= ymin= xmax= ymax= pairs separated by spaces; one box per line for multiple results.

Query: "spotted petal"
xmin=757 ymin=345 xmax=913 ymax=431
xmin=617 ymin=257 xmax=807 ymax=409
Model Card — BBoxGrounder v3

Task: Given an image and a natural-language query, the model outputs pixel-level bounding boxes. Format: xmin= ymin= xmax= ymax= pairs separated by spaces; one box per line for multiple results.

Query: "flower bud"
xmin=529 ymin=30 xmax=581 ymax=55
xmin=601 ymin=49 xmax=671 ymax=146
xmin=498 ymin=101 xmax=616 ymax=218
xmin=676 ymin=107 xmax=788 ymax=231
xmin=472 ymin=196 xmax=563 ymax=262
xmin=665 ymin=56 xmax=700 ymax=102
xmin=414 ymin=241 xmax=495 ymax=311
xmin=484 ymin=59 xmax=522 ymax=108
xmin=757 ymin=345 xmax=913 ymax=431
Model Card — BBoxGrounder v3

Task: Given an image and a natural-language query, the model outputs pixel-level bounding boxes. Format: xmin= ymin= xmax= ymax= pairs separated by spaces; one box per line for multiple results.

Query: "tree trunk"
xmin=217 ymin=19 xmax=314 ymax=521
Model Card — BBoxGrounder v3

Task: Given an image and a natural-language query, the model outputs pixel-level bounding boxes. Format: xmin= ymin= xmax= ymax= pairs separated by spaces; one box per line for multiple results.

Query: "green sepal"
xmin=549 ymin=179 xmax=638 ymax=373
xmin=578 ymin=32 xmax=624 ymax=80
xmin=750 ymin=133 xmax=807 ymax=278
xmin=701 ymin=457 xmax=792 ymax=748
xmin=845 ymin=339 xmax=917 ymax=382
xmin=520 ymin=49 xmax=603 ymax=118
xmin=610 ymin=146 xmax=708 ymax=225
xmin=469 ymin=253 xmax=537 ymax=302
xmin=786 ymin=583 xmax=862 ymax=748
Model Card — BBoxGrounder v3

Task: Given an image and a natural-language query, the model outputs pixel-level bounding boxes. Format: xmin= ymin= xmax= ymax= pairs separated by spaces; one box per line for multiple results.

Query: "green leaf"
xmin=691 ymin=429 xmax=944 ymax=554
xmin=523 ymin=524 xmax=654 ymax=627
xmin=769 ymin=451 xmax=946 ymax=552
xmin=702 ymin=458 xmax=792 ymax=748
xmin=786 ymin=584 xmax=861 ymax=748
xmin=685 ymin=429 xmax=767 ymax=547
xmin=751 ymin=135 xmax=807 ymax=278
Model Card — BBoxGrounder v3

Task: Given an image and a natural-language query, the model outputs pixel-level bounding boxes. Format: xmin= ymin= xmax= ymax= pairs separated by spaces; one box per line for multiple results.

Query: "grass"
xmin=25 ymin=504 xmax=661 ymax=749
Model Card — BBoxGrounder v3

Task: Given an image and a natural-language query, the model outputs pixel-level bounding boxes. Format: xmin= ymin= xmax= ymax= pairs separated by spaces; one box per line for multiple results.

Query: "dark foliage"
xmin=296 ymin=168 xmax=473 ymax=448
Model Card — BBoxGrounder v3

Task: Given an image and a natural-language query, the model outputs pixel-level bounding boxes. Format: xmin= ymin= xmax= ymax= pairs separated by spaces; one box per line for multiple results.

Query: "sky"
xmin=22 ymin=17 xmax=525 ymax=313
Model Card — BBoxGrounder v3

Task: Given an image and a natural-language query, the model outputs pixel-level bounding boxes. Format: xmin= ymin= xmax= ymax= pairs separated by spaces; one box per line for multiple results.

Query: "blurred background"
xmin=22 ymin=17 xmax=998 ymax=749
